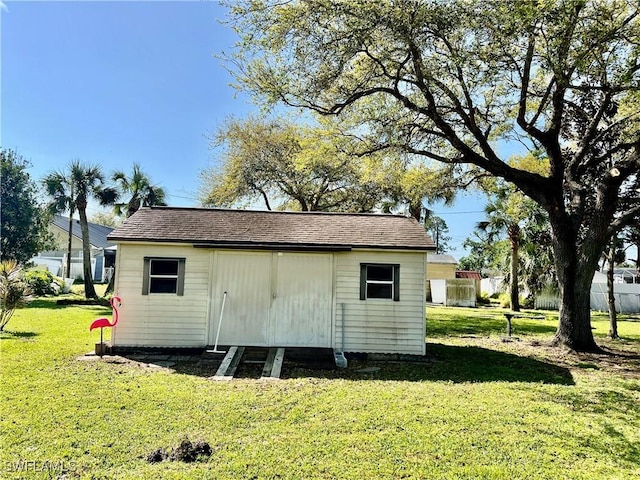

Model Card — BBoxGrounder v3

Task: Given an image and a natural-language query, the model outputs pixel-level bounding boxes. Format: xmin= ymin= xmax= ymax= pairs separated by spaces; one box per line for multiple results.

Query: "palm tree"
xmin=42 ymin=170 xmax=75 ymax=279
xmin=478 ymin=186 xmax=541 ymax=312
xmin=43 ymin=161 xmax=118 ymax=299
xmin=478 ymin=202 xmax=523 ymax=312
xmin=112 ymin=163 xmax=167 ymax=218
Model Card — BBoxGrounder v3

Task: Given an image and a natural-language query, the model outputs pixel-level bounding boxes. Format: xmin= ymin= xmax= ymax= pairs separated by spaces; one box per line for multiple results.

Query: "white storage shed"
xmin=107 ymin=207 xmax=435 ymax=355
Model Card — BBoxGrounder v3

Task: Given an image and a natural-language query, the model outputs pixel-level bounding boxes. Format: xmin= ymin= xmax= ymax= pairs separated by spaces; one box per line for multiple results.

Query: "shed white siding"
xmin=335 ymin=250 xmax=427 ymax=355
xmin=111 ymin=243 xmax=427 ymax=354
xmin=112 ymin=244 xmax=211 ymax=347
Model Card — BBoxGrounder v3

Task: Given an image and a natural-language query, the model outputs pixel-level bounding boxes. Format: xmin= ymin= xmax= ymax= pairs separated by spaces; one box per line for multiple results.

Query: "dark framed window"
xmin=360 ymin=263 xmax=400 ymax=301
xmin=142 ymin=257 xmax=185 ymax=295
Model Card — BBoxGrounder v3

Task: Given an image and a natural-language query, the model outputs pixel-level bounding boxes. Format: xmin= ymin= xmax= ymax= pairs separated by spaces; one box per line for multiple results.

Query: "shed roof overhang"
xmin=192 ymin=242 xmax=352 ymax=252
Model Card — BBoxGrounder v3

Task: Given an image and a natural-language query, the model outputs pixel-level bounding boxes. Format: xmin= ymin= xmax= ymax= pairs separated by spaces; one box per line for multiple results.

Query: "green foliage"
xmin=42 ymin=160 xmax=118 ymax=299
xmin=0 ymin=149 xmax=54 ymax=264
xmin=112 ymin=163 xmax=167 ymax=218
xmin=25 ymin=269 xmax=63 ymax=296
xmin=422 ymin=213 xmax=452 ymax=253
xmin=89 ymin=211 xmax=122 ymax=228
xmin=0 ymin=260 xmax=32 ymax=331
xmin=201 ymin=115 xmax=457 ymax=217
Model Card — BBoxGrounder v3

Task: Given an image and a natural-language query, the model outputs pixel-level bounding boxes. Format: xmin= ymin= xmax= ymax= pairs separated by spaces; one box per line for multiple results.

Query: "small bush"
xmin=477 ymin=293 xmax=491 ymax=305
xmin=25 ymin=269 xmax=64 ymax=296
xmin=0 ymin=260 xmax=32 ymax=331
xmin=498 ymin=293 xmax=510 ymax=308
xmin=498 ymin=292 xmax=529 ymax=309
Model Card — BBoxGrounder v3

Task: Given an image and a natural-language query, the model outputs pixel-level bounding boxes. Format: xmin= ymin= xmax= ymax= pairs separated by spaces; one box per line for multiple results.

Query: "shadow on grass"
xmin=277 ymin=343 xmax=574 ymax=385
xmin=112 ymin=343 xmax=574 ymax=385
xmin=426 ymin=312 xmax=558 ymax=338
xmin=0 ymin=330 xmax=39 ymax=339
xmin=26 ymin=298 xmax=111 ymax=314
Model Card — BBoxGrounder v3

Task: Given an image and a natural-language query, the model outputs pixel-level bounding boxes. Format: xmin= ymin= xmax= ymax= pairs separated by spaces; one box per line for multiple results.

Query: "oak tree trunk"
xmin=549 ymin=217 xmax=600 ymax=352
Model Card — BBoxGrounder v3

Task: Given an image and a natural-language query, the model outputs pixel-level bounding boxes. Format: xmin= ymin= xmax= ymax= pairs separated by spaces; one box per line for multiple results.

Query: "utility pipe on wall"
xmin=333 ymin=302 xmax=348 ymax=368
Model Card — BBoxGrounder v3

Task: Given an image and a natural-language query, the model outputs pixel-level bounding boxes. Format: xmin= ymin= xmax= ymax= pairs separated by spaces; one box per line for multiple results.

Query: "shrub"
xmin=498 ymin=292 xmax=529 ymax=309
xmin=477 ymin=293 xmax=491 ymax=305
xmin=0 ymin=260 xmax=32 ymax=331
xmin=25 ymin=269 xmax=63 ymax=296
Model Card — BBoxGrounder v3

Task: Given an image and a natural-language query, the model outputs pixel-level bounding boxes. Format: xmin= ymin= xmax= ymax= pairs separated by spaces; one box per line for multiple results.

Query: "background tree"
xmin=44 ymin=161 xmax=118 ymax=299
xmin=459 ymin=231 xmax=508 ymax=275
xmin=476 ymin=154 xmax=550 ymax=311
xmin=477 ymin=189 xmax=525 ymax=311
xmin=1 ymin=149 xmax=54 ymax=264
xmin=90 ymin=211 xmax=122 ymax=228
xmin=601 ymin=236 xmax=627 ymax=339
xmin=202 ymin=115 xmax=373 ymax=211
xmin=226 ymin=0 xmax=640 ymax=351
xmin=202 ymin=115 xmax=456 ymax=215
xmin=42 ymin=169 xmax=76 ymax=279
xmin=423 ymin=213 xmax=451 ymax=254
xmin=113 ymin=163 xmax=167 ymax=218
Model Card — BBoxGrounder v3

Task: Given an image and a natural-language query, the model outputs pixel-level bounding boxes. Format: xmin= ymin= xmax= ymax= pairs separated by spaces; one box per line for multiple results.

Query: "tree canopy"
xmin=226 ymin=0 xmax=640 ymax=351
xmin=201 ymin=115 xmax=457 ymax=217
xmin=1 ymin=149 xmax=53 ymax=264
xmin=113 ymin=163 xmax=167 ymax=218
xmin=43 ymin=161 xmax=118 ymax=299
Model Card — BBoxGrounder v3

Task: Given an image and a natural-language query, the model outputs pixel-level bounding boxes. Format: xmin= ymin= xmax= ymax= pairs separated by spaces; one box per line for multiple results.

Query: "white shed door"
xmin=211 ymin=252 xmax=272 ymax=346
xmin=271 ymin=253 xmax=333 ymax=347
xmin=210 ymin=251 xmax=333 ymax=348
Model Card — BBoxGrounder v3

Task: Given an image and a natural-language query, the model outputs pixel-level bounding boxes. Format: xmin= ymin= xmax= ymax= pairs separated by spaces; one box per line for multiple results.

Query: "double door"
xmin=210 ymin=251 xmax=333 ymax=347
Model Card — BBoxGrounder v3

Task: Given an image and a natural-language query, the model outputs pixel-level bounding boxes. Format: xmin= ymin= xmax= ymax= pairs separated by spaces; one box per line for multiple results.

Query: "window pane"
xmin=150 ymin=278 xmax=178 ymax=294
xmin=151 ymin=259 xmax=179 ymax=276
xmin=367 ymin=283 xmax=392 ymax=299
xmin=367 ymin=265 xmax=393 ymax=282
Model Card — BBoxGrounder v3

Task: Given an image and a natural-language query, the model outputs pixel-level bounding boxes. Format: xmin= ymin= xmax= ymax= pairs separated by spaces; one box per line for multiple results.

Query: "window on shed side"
xmin=142 ymin=257 xmax=185 ymax=295
xmin=360 ymin=263 xmax=400 ymax=301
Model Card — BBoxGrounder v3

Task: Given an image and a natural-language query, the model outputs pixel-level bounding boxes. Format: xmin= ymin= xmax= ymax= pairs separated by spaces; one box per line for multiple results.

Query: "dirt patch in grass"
xmin=539 ymin=343 xmax=640 ymax=379
xmin=145 ymin=438 xmax=212 ymax=463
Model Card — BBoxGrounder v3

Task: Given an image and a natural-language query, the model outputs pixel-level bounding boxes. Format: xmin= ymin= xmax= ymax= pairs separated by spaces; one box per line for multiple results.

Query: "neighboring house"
xmin=425 ymin=253 xmax=458 ymax=303
xmin=426 ymin=254 xmax=457 ymax=280
xmin=31 ymin=215 xmax=115 ymax=282
xmin=456 ymin=270 xmax=482 ymax=280
xmin=107 ymin=207 xmax=436 ymax=355
xmin=425 ymin=256 xmax=479 ymax=307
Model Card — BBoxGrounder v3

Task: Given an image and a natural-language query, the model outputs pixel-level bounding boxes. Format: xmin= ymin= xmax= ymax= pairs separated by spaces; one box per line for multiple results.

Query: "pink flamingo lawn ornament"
xmin=90 ymin=296 xmax=121 ymax=356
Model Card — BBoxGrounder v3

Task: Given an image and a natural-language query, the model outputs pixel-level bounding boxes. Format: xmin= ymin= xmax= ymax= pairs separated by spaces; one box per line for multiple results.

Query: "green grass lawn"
xmin=1 ymin=299 xmax=639 ymax=479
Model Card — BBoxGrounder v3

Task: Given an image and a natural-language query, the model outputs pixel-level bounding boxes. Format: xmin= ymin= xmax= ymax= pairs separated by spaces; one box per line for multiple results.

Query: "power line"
xmin=434 ymin=210 xmax=485 ymax=215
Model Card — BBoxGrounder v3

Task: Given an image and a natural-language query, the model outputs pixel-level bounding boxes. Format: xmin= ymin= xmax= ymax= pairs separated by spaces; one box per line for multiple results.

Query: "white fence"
xmin=431 ymin=279 xmax=477 ymax=307
xmin=590 ymin=283 xmax=640 ymax=314
xmin=533 ymin=283 xmax=640 ymax=313
xmin=30 ymin=255 xmax=98 ymax=281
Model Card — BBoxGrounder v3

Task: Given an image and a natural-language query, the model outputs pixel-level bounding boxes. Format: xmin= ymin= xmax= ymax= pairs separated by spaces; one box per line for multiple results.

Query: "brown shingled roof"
xmin=107 ymin=207 xmax=435 ymax=251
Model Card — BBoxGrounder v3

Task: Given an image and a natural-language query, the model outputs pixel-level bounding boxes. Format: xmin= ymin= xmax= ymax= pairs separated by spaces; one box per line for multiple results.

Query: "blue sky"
xmin=1 ymin=0 xmax=486 ymax=259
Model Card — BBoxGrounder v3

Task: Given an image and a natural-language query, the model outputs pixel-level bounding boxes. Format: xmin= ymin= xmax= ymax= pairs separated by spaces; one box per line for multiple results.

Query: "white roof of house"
xmin=427 ymin=254 xmax=458 ymax=264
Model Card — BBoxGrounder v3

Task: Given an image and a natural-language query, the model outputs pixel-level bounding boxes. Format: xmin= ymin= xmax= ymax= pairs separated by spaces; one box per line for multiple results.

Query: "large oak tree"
xmin=226 ymin=0 xmax=640 ymax=351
